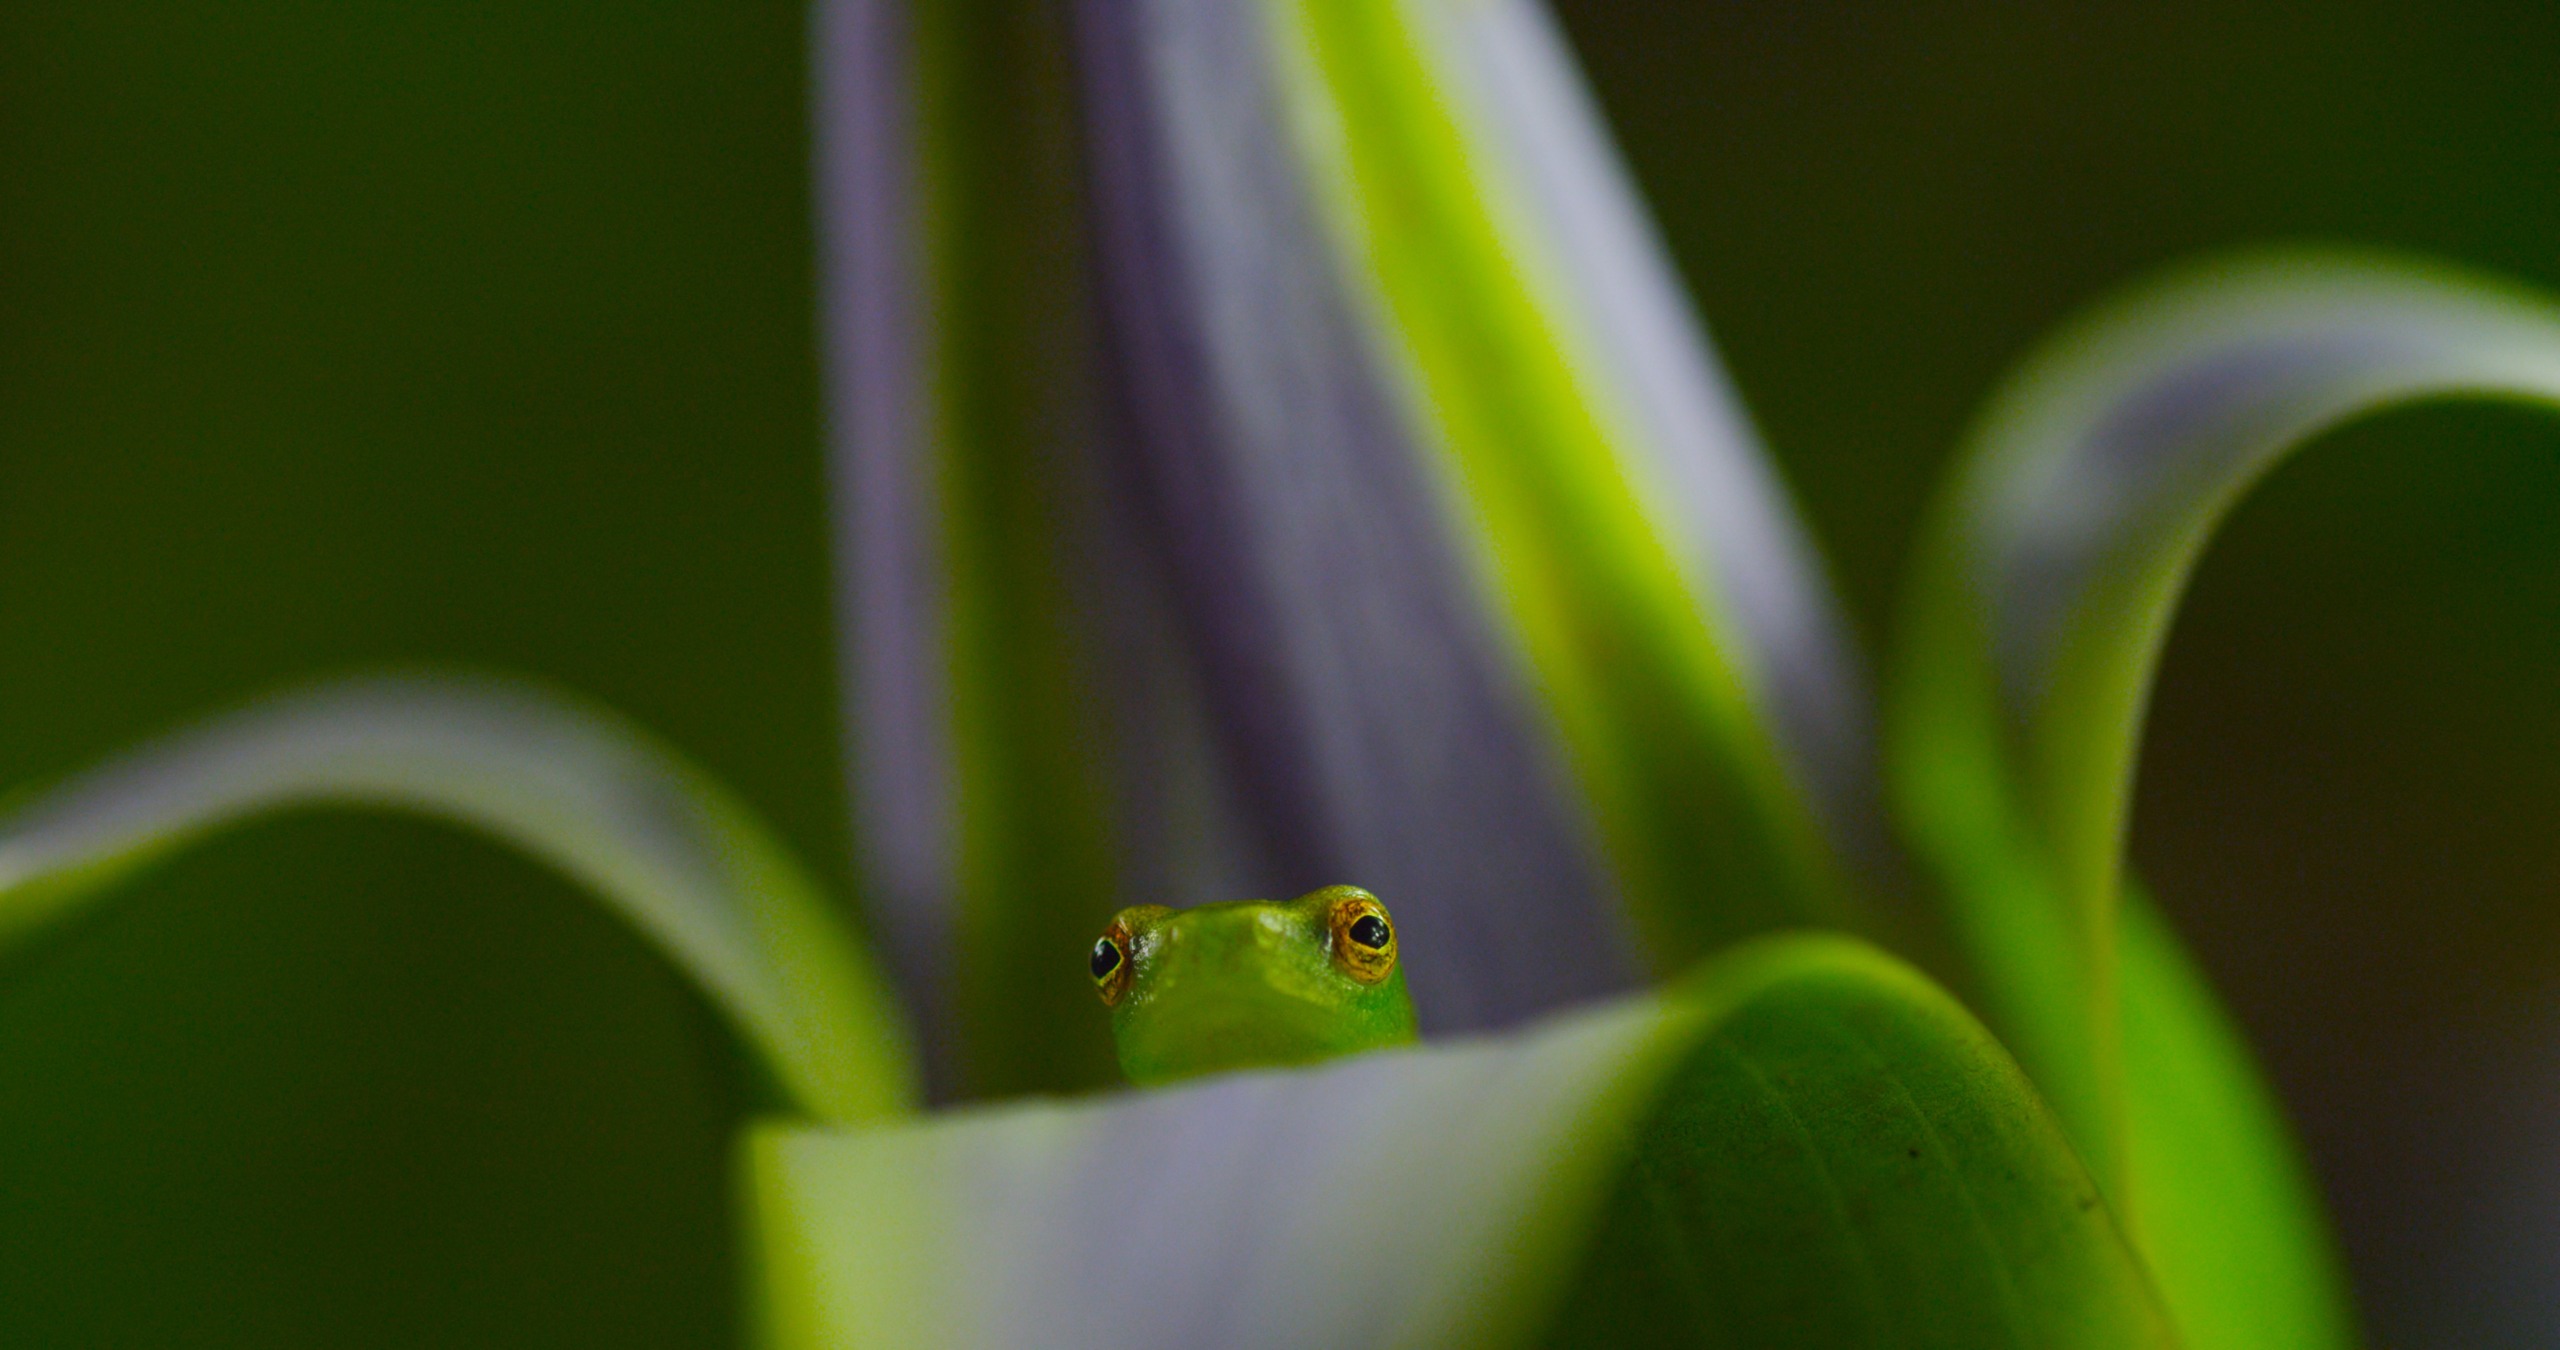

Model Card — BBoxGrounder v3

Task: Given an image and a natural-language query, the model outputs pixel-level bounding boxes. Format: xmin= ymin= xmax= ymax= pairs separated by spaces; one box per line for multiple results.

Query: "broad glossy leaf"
xmin=1890 ymin=251 xmax=2560 ymax=1344
xmin=748 ymin=936 xmax=2171 ymax=1349
xmin=1263 ymin=0 xmax=1874 ymax=963
xmin=0 ymin=676 xmax=917 ymax=1124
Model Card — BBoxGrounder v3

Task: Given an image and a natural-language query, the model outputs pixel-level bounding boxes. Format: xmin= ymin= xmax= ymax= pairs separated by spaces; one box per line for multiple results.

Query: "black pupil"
xmin=1348 ymin=914 xmax=1391 ymax=950
xmin=1090 ymin=938 xmax=1122 ymax=981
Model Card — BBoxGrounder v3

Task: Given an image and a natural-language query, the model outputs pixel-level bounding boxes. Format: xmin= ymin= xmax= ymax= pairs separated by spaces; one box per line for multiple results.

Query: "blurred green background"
xmin=0 ymin=3 xmax=833 ymax=1344
xmin=2 ymin=2 xmax=2558 ymax=1346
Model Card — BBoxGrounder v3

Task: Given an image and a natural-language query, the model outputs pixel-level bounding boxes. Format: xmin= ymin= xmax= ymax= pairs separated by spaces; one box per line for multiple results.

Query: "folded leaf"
xmin=748 ymin=935 xmax=2172 ymax=1349
xmin=1891 ymin=250 xmax=2560 ymax=1344
xmin=0 ymin=676 xmax=917 ymax=1124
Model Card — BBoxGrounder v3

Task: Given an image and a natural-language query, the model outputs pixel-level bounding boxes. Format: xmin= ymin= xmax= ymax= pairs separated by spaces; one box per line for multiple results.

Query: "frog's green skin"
xmin=1099 ymin=885 xmax=1418 ymax=1085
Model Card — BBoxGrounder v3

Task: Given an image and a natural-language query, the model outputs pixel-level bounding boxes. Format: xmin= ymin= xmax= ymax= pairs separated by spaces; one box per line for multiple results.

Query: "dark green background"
xmin=3 ymin=2 xmax=2558 ymax=1346
xmin=0 ymin=3 xmax=832 ymax=1345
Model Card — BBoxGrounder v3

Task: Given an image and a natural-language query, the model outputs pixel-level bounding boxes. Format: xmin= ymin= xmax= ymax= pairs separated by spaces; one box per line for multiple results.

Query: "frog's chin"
xmin=1114 ymin=994 xmax=1366 ymax=1084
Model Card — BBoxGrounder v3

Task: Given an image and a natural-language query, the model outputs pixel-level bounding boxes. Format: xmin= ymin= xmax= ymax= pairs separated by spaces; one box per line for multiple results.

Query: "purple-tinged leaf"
xmin=1259 ymin=0 xmax=1878 ymax=967
xmin=821 ymin=0 xmax=1269 ymax=1096
xmin=1425 ymin=0 xmax=1881 ymax=866
xmin=812 ymin=0 xmax=961 ymax=1085
xmin=1068 ymin=0 xmax=1640 ymax=1030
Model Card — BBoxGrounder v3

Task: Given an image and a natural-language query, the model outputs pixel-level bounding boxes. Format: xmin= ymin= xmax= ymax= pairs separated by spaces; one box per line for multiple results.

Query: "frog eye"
xmin=1091 ymin=923 xmax=1134 ymax=1007
xmin=1326 ymin=892 xmax=1397 ymax=985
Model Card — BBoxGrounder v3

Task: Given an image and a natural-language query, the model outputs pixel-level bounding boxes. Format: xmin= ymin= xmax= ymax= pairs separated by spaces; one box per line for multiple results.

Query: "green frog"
xmin=1090 ymin=884 xmax=1419 ymax=1085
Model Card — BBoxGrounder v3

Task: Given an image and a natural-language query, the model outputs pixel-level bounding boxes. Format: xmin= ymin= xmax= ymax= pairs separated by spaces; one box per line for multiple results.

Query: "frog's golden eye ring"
xmin=1091 ymin=922 xmax=1134 ymax=1007
xmin=1327 ymin=893 xmax=1397 ymax=984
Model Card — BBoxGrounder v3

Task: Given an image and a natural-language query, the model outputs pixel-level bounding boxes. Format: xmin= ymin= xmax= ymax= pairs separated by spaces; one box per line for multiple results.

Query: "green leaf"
xmin=0 ymin=675 xmax=918 ymax=1124
xmin=1889 ymin=250 xmax=2560 ymax=1344
xmin=747 ymin=935 xmax=2171 ymax=1349
xmin=1260 ymin=0 xmax=1872 ymax=963
xmin=2119 ymin=883 xmax=2352 ymax=1350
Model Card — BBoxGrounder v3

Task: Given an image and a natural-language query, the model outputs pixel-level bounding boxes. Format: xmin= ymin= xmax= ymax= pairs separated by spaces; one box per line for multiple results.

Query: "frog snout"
xmin=1150 ymin=912 xmax=1326 ymax=1001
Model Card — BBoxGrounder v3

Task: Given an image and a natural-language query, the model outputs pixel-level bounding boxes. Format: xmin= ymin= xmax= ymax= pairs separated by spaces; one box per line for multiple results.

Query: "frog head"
xmin=1090 ymin=884 xmax=1419 ymax=1085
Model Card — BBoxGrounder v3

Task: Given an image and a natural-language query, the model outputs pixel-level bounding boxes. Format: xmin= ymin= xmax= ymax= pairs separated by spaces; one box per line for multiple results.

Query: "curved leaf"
xmin=748 ymin=935 xmax=2171 ymax=1349
xmin=0 ymin=676 xmax=918 ymax=1124
xmin=2119 ymin=883 xmax=2353 ymax=1350
xmin=1890 ymin=250 xmax=2560 ymax=1343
